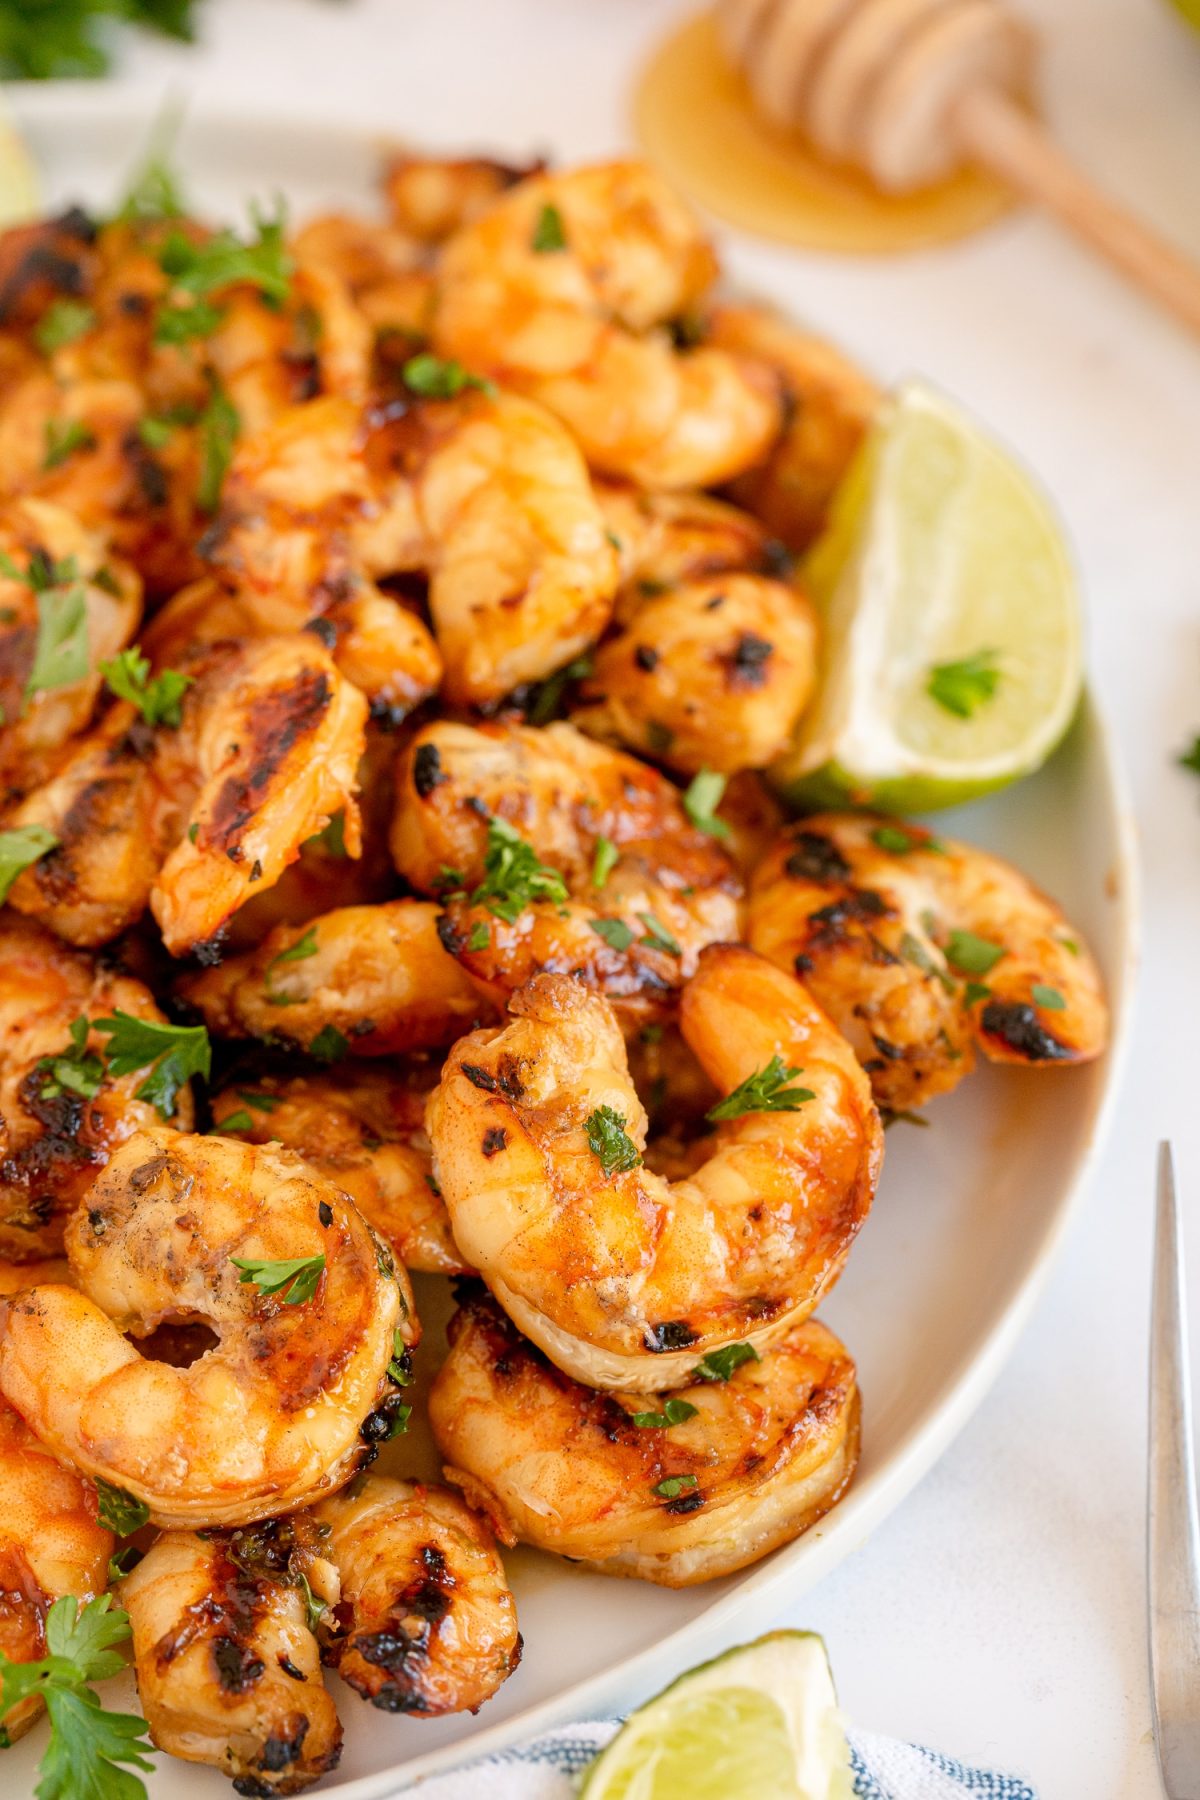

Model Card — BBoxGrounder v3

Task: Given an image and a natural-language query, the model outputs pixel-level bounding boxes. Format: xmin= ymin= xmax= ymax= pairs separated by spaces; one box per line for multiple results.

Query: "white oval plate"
xmin=3 ymin=98 xmax=1137 ymax=1799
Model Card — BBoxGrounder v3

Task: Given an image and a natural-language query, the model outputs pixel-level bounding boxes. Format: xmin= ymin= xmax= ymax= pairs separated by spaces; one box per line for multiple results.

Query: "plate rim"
xmin=2 ymin=91 xmax=1142 ymax=1796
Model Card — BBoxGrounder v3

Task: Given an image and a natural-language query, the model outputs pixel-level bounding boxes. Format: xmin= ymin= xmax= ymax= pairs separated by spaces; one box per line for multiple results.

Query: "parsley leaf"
xmin=44 ymin=418 xmax=97 ymax=470
xmin=926 ymin=650 xmax=1001 ymax=719
xmin=295 ymin=1570 xmax=326 ymax=1635
xmin=99 ymin=645 xmax=191 ymax=728
xmin=387 ymin=1329 xmax=413 ymax=1386
xmin=591 ymin=835 xmax=619 ymax=888
xmin=156 ymin=202 xmax=292 ymax=316
xmin=638 ymin=913 xmax=680 ymax=956
xmin=682 ymin=768 xmax=731 ymax=840
xmin=1179 ymin=737 xmax=1200 ymax=776
xmin=35 ymin=300 xmax=95 ymax=355
xmin=944 ymin=929 xmax=1006 ymax=976
xmin=308 ymin=1024 xmax=347 ymax=1064
xmin=195 ymin=380 xmax=240 ymax=513
xmin=35 ymin=1014 xmax=104 ymax=1102
xmin=584 ymin=1105 xmax=642 ymax=1176
xmin=92 ymin=1011 xmax=211 ymax=1118
xmin=1031 ymin=983 xmax=1066 ymax=1011
xmin=651 ymin=1474 xmax=698 ymax=1498
xmin=631 ymin=1397 xmax=698 ymax=1428
xmin=26 ymin=581 xmax=89 ymax=696
xmin=531 ymin=202 xmax=567 ymax=252
xmin=0 ymin=823 xmax=58 ymax=902
xmin=466 ymin=920 xmax=491 ymax=951
xmin=94 ymin=1480 xmax=150 ymax=1536
xmin=0 ymin=0 xmax=196 ymax=80
xmin=209 ymin=1108 xmax=253 ymax=1134
xmin=470 ymin=817 xmax=568 ymax=921
xmin=267 ymin=927 xmax=318 ymax=970
xmin=589 ymin=916 xmax=634 ymax=952
xmin=691 ymin=1342 xmax=760 ymax=1382
xmin=118 ymin=153 xmax=188 ymax=225
xmin=870 ymin=823 xmax=943 ymax=855
xmin=402 ymin=353 xmax=494 ymax=400
xmin=238 ymin=1090 xmax=281 ymax=1113
xmin=963 ymin=981 xmax=991 ymax=1007
xmin=524 ymin=652 xmax=592 ymax=726
xmin=898 ymin=930 xmax=956 ymax=994
xmin=706 ymin=1055 xmax=814 ymax=1122
xmin=231 ymin=1253 xmax=326 ymax=1306
xmin=153 ymin=295 xmax=224 ymax=345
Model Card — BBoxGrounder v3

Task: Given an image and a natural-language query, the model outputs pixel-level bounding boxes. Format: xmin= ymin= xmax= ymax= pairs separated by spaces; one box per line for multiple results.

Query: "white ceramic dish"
xmin=3 ymin=97 xmax=1138 ymax=1799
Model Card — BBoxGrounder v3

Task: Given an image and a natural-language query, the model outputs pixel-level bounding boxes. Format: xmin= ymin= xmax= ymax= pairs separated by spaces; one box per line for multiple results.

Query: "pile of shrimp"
xmin=0 ymin=147 xmax=1109 ymax=1790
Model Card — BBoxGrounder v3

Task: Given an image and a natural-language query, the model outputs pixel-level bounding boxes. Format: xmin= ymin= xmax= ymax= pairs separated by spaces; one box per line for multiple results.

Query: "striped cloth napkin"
xmin=397 ymin=1719 xmax=1039 ymax=1798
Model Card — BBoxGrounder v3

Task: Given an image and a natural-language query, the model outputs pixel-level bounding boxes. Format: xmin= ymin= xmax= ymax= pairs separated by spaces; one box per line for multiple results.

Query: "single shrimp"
xmin=704 ymin=300 xmax=879 ymax=550
xmin=595 ymin=482 xmax=783 ymax=608
xmin=8 ymin=633 xmax=367 ymax=957
xmin=0 ymin=916 xmax=195 ymax=1260
xmin=121 ymin=1516 xmax=342 ymax=1793
xmin=390 ymin=719 xmax=741 ymax=1017
xmin=432 ymin=161 xmax=782 ymax=489
xmin=430 ymin=1287 xmax=858 ymax=1588
xmin=0 ymin=1398 xmax=114 ymax=1741
xmin=0 ymin=497 xmax=141 ymax=793
xmin=313 ymin=1474 xmax=521 ymax=1715
xmin=0 ymin=1127 xmax=411 ymax=1527
xmin=383 ymin=154 xmax=543 ymax=243
xmin=177 ymin=902 xmax=490 ymax=1059
xmin=209 ymin=1067 xmax=468 ymax=1276
xmin=575 ymin=569 xmax=819 ymax=775
xmin=747 ymin=812 xmax=1109 ymax=1110
xmin=427 ymin=946 xmax=881 ymax=1391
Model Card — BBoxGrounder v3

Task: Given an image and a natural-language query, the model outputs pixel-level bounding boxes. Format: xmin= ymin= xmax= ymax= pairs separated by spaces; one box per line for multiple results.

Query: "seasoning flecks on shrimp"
xmin=432 ymin=161 xmax=782 ymax=490
xmin=209 ymin=1067 xmax=468 ymax=1276
xmin=0 ymin=916 xmax=195 ymax=1260
xmin=0 ymin=1128 xmax=411 ymax=1527
xmin=747 ymin=812 xmax=1109 ymax=1110
xmin=313 ymin=1475 xmax=520 ymax=1715
xmin=430 ymin=1286 xmax=859 ymax=1587
xmin=427 ymin=946 xmax=881 ymax=1391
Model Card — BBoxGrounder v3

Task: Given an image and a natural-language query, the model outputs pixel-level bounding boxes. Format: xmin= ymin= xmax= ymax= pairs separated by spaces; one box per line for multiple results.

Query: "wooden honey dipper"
xmin=718 ymin=0 xmax=1200 ymax=338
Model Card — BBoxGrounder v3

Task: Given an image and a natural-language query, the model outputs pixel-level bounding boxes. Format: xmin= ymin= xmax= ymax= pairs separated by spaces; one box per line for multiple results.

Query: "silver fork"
xmin=1149 ymin=1142 xmax=1200 ymax=1797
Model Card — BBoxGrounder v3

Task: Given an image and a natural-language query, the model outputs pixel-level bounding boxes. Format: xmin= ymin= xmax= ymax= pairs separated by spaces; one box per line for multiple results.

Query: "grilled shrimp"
xmin=432 ymin=162 xmax=782 ymax=489
xmin=576 ymin=570 xmax=819 ymax=775
xmin=390 ymin=719 xmax=740 ymax=1016
xmin=0 ymin=1398 xmax=114 ymax=1741
xmin=596 ymin=483 xmax=780 ymax=605
xmin=747 ymin=813 xmax=1109 ymax=1110
xmin=178 ymin=901 xmax=489 ymax=1059
xmin=0 ymin=1128 xmax=411 ymax=1527
xmin=121 ymin=1517 xmax=342 ymax=1793
xmin=0 ymin=916 xmax=195 ymax=1260
xmin=210 ymin=388 xmax=617 ymax=708
xmin=431 ymin=1288 xmax=858 ymax=1587
xmin=427 ymin=946 xmax=881 ymax=1391
xmin=0 ymin=498 xmax=141 ymax=792
xmin=704 ymin=301 xmax=879 ymax=549
xmin=383 ymin=154 xmax=542 ymax=243
xmin=7 ymin=633 xmax=367 ymax=956
xmin=209 ymin=1069 xmax=466 ymax=1276
xmin=313 ymin=1475 xmax=520 ymax=1715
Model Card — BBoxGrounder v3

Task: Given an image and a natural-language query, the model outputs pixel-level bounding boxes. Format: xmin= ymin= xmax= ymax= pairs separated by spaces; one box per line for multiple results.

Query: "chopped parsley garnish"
xmin=106 ymin=1546 xmax=141 ymax=1583
xmin=387 ymin=1329 xmax=413 ymax=1386
xmin=1058 ymin=935 xmax=1080 ymax=957
xmin=35 ymin=1015 xmax=104 ymax=1101
xmin=682 ymin=768 xmax=730 ymax=840
xmin=384 ymin=1402 xmax=412 ymax=1438
xmin=153 ymin=296 xmax=224 ymax=345
xmin=0 ymin=1593 xmax=155 ymax=1797
xmin=94 ymin=1480 xmax=150 ymax=1536
xmin=402 ymin=353 xmax=494 ymax=400
xmin=99 ymin=645 xmax=191 ymax=728
xmin=1031 ymin=983 xmax=1066 ymax=1011
xmin=26 ymin=578 xmax=89 ymax=696
xmin=268 ymin=927 xmax=318 ymax=970
xmin=1179 ymin=737 xmax=1200 ymax=776
xmin=525 ymin=653 xmax=592 ymax=726
xmin=706 ymin=1056 xmax=814 ymax=1122
xmin=296 ymin=1570 xmax=326 ymax=1634
xmin=0 ymin=823 xmax=58 ymax=902
xmin=638 ymin=913 xmax=680 ymax=956
xmin=927 ymin=649 xmax=1001 ymax=719
xmin=470 ymin=817 xmax=568 ymax=921
xmin=870 ymin=823 xmax=943 ymax=855
xmin=944 ymin=929 xmax=1006 ymax=976
xmin=531 ymin=202 xmax=567 ymax=252
xmin=195 ymin=379 xmax=240 ymax=513
xmin=591 ymin=835 xmax=619 ymax=889
xmin=691 ymin=1342 xmax=760 ymax=1383
xmin=231 ymin=1253 xmax=326 ymax=1306
xmin=590 ymin=916 xmax=634 ymax=952
xmin=118 ymin=151 xmax=188 ymax=224
xmin=44 ymin=417 xmax=97 ymax=470
xmin=136 ymin=416 xmax=173 ymax=451
xmin=238 ymin=1090 xmax=281 ymax=1112
xmin=35 ymin=299 xmax=95 ymax=355
xmin=631 ymin=1397 xmax=698 ymax=1429
xmin=584 ymin=1105 xmax=642 ymax=1176
xmin=154 ymin=202 xmax=292 ymax=344
xmin=651 ymin=1474 xmax=698 ymax=1498
xmin=92 ymin=1011 xmax=211 ymax=1118
xmin=466 ymin=920 xmax=491 ymax=951
xmin=963 ymin=982 xmax=991 ymax=1007
xmin=308 ymin=1024 xmax=348 ymax=1064
xmin=898 ymin=931 xmax=955 ymax=994
xmin=209 ymin=1108 xmax=253 ymax=1134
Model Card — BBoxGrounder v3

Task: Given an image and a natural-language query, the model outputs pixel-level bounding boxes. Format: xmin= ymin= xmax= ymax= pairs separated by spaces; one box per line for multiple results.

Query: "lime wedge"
xmin=0 ymin=105 xmax=38 ymax=229
xmin=579 ymin=1631 xmax=853 ymax=1800
xmin=771 ymin=378 xmax=1083 ymax=813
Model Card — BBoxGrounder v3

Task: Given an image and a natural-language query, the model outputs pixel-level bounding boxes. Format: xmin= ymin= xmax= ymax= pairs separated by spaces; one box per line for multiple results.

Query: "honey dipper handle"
xmin=953 ymin=84 xmax=1200 ymax=340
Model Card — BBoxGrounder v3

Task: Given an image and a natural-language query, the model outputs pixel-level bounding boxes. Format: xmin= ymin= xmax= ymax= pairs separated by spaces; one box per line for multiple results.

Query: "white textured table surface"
xmin=45 ymin=2 xmax=1200 ymax=1793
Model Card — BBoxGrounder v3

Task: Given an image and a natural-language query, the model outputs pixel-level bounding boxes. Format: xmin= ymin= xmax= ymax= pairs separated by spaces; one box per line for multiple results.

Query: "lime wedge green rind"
xmin=771 ymin=378 xmax=1084 ymax=816
xmin=579 ymin=1630 xmax=853 ymax=1800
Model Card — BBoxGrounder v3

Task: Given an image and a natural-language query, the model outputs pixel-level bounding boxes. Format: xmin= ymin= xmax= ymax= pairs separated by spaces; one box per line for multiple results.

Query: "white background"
xmin=59 ymin=1 xmax=1200 ymax=1793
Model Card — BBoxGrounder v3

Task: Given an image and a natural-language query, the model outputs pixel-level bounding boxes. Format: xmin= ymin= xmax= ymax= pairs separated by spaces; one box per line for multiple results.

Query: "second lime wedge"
xmin=771 ymin=379 xmax=1083 ymax=814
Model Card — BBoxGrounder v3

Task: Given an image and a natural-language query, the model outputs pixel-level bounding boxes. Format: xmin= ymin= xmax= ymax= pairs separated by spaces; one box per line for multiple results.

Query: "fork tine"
xmin=1148 ymin=1141 xmax=1200 ymax=1798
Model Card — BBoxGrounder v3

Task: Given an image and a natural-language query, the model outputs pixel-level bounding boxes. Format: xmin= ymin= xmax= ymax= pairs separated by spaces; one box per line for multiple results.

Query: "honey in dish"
xmin=632 ymin=10 xmax=1017 ymax=256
